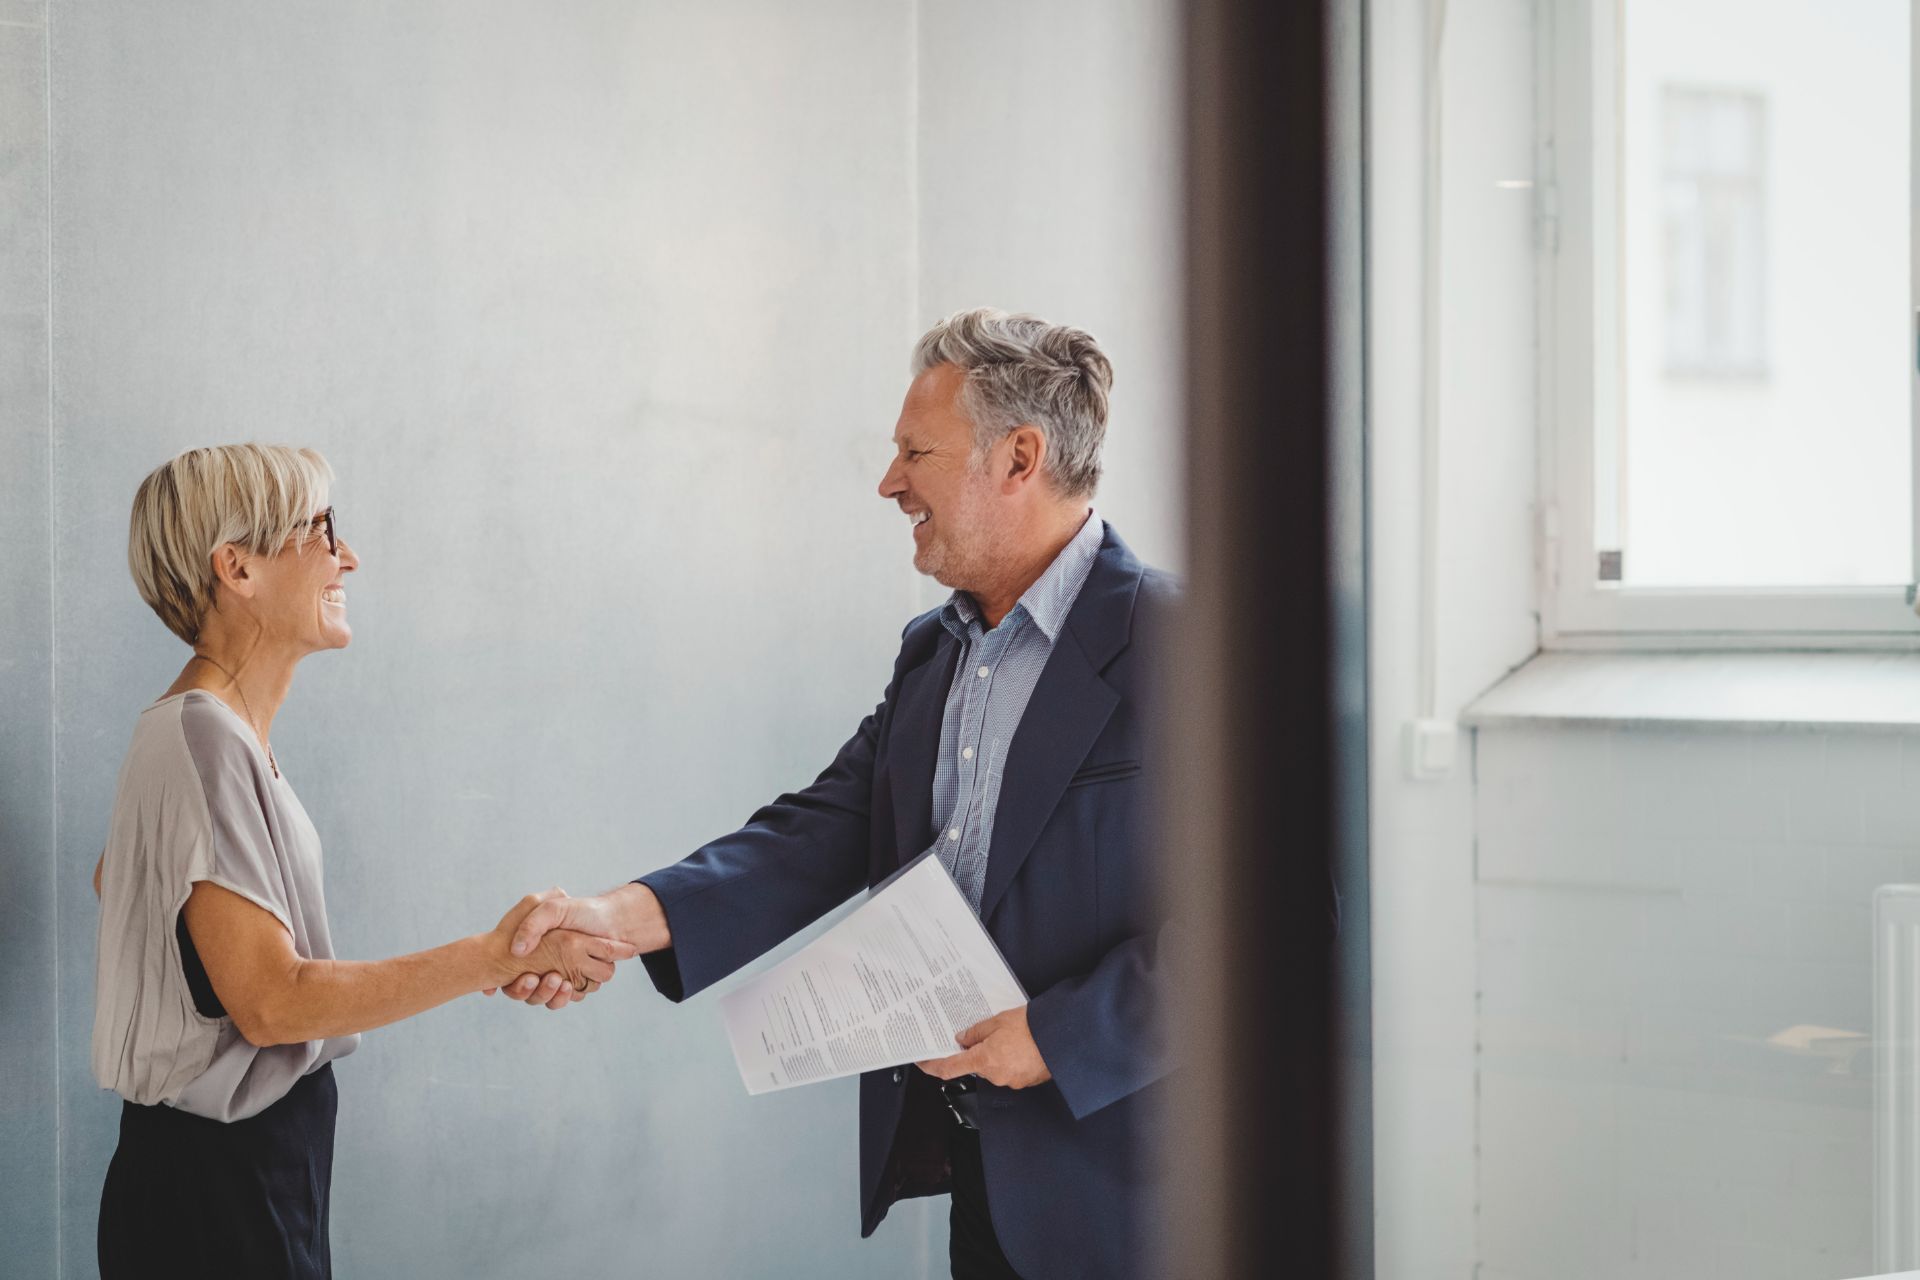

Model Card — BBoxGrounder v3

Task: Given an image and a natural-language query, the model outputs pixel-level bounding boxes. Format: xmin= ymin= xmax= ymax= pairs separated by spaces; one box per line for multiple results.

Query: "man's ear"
xmin=1002 ymin=425 xmax=1048 ymax=492
xmin=208 ymin=544 xmax=257 ymax=599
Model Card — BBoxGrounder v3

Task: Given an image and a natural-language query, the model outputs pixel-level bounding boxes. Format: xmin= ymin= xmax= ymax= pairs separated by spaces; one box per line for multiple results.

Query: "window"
xmin=1543 ymin=0 xmax=1917 ymax=638
xmin=1660 ymin=87 xmax=1767 ymax=380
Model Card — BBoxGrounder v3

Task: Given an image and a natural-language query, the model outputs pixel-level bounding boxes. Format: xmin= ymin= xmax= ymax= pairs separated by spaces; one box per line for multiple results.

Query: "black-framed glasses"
xmin=307 ymin=507 xmax=336 ymax=556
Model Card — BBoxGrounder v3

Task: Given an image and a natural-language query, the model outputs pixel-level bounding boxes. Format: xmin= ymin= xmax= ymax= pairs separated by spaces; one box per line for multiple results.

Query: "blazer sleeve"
xmin=636 ymin=623 xmax=929 ymax=1002
xmin=1023 ymin=867 xmax=1338 ymax=1120
xmin=1023 ymin=924 xmax=1177 ymax=1121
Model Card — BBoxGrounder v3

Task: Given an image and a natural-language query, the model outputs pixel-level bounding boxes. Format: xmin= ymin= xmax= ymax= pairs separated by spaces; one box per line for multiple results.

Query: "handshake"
xmin=477 ymin=884 xmax=670 ymax=1011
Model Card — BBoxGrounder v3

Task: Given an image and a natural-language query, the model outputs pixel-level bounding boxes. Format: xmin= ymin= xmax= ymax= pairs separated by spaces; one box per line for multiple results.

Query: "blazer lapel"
xmin=888 ymin=631 xmax=958 ymax=869
xmin=976 ymin=529 xmax=1145 ymax=922
xmin=976 ymin=639 xmax=1119 ymax=922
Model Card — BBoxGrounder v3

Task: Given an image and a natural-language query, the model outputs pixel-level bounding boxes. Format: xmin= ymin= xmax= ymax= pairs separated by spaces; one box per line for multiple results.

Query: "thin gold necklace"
xmin=190 ymin=653 xmax=279 ymax=779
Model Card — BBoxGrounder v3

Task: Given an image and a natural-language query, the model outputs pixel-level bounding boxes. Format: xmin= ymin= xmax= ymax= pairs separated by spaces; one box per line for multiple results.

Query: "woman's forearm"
xmin=190 ymin=886 xmax=620 ymax=1047
xmin=248 ymin=935 xmax=494 ymax=1047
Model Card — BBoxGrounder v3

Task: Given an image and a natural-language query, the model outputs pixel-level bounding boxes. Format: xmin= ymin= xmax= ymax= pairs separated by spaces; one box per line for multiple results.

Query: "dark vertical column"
xmin=0 ymin=2 xmax=60 ymax=1274
xmin=1168 ymin=0 xmax=1369 ymax=1275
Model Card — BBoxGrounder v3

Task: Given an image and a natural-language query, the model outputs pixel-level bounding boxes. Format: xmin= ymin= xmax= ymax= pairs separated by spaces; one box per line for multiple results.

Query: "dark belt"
xmin=941 ymin=1075 xmax=982 ymax=1130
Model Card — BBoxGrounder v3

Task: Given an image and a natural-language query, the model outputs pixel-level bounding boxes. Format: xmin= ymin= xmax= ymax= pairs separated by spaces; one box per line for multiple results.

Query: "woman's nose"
xmin=337 ymin=539 xmax=359 ymax=572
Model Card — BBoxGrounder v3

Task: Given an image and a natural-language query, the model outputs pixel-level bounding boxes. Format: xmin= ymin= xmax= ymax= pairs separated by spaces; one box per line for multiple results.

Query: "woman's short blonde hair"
xmin=129 ymin=445 xmax=334 ymax=645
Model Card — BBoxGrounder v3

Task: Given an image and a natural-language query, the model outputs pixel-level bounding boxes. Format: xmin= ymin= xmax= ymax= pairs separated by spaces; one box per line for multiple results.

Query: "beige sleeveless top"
xmin=91 ymin=690 xmax=359 ymax=1121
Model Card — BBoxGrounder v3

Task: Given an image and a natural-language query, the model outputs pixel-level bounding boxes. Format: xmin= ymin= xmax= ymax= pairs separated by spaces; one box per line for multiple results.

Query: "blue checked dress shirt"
xmin=925 ymin=510 xmax=1106 ymax=913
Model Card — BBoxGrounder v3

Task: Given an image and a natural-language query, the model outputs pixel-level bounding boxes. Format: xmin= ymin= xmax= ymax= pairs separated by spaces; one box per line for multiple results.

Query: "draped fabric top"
xmin=92 ymin=690 xmax=358 ymax=1122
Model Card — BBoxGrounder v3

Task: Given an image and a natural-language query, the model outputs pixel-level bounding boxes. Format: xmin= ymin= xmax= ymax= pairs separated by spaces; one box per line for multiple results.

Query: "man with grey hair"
xmin=511 ymin=307 xmax=1175 ymax=1278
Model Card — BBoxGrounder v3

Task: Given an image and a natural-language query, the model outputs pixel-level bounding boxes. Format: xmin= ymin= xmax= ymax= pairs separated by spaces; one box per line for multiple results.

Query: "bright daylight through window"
xmin=1594 ymin=0 xmax=1910 ymax=593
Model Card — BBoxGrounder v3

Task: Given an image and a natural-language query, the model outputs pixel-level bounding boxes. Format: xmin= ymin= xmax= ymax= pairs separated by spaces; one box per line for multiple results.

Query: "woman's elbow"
xmin=229 ymin=1004 xmax=287 ymax=1047
xmin=229 ymin=990 xmax=307 ymax=1047
xmin=219 ymin=957 xmax=313 ymax=1047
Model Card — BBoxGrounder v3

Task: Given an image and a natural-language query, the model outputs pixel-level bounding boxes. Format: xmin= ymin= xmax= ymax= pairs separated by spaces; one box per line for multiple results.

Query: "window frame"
xmin=1538 ymin=0 xmax=1920 ymax=649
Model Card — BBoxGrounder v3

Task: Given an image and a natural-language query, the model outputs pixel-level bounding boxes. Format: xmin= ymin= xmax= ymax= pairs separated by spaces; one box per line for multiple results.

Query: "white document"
xmin=718 ymin=854 xmax=1029 ymax=1095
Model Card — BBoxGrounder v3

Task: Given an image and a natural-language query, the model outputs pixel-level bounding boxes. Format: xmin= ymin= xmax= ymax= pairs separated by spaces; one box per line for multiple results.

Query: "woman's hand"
xmin=483 ymin=890 xmax=638 ymax=1007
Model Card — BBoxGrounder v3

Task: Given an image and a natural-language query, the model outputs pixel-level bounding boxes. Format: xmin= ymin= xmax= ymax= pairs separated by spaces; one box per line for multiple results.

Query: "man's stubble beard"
xmin=921 ymin=527 xmax=1018 ymax=608
xmin=915 ymin=531 xmax=967 ymax=590
xmin=915 ymin=482 xmax=1005 ymax=599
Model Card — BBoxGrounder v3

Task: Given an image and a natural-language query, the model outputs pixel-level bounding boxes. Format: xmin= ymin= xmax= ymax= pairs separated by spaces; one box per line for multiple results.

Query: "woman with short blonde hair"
xmin=92 ymin=444 xmax=632 ymax=1279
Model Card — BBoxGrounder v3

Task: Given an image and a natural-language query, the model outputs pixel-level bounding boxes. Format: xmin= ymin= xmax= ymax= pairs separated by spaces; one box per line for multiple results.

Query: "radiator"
xmin=1876 ymin=885 xmax=1920 ymax=1272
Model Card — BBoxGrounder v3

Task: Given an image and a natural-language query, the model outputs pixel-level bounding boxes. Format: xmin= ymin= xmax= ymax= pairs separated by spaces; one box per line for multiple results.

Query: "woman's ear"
xmin=208 ymin=544 xmax=257 ymax=599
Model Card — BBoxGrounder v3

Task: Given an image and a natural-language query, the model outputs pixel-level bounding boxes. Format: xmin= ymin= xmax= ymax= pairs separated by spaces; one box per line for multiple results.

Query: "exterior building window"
xmin=1660 ymin=87 xmax=1767 ymax=378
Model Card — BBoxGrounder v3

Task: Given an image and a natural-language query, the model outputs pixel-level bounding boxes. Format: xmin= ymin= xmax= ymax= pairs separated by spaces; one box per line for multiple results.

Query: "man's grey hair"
xmin=911 ymin=307 xmax=1113 ymax=498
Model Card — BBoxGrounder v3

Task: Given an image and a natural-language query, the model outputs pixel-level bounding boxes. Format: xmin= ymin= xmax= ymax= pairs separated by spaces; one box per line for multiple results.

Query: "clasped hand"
xmin=483 ymin=889 xmax=637 ymax=1011
xmin=915 ymin=1005 xmax=1052 ymax=1090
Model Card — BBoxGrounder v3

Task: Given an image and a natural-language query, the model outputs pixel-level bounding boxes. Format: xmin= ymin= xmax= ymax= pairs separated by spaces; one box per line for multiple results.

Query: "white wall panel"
xmin=1476 ymin=723 xmax=1893 ymax=1280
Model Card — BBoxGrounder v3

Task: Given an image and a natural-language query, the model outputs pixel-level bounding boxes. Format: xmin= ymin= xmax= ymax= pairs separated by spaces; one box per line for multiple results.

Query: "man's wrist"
xmin=609 ymin=881 xmax=672 ymax=953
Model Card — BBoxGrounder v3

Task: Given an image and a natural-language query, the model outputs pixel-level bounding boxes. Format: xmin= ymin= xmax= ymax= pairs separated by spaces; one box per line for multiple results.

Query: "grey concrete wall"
xmin=917 ymin=0 xmax=1185 ymax=589
xmin=7 ymin=2 xmax=1180 ymax=1276
xmin=44 ymin=3 xmax=928 ymax=1275
xmin=0 ymin=3 xmax=57 ymax=1276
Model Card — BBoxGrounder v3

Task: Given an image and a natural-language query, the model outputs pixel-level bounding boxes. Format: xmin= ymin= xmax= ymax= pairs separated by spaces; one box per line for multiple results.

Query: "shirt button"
xmin=948 ymin=828 xmax=960 ymax=841
xmin=962 ymin=747 xmax=974 ymax=760
xmin=977 ymin=666 xmax=990 ymax=679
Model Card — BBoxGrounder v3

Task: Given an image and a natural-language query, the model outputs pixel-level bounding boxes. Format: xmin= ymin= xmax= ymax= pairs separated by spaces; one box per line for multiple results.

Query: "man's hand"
xmin=915 ymin=1005 xmax=1052 ymax=1090
xmin=481 ymin=890 xmax=638 ymax=1010
xmin=487 ymin=883 xmax=670 ymax=1009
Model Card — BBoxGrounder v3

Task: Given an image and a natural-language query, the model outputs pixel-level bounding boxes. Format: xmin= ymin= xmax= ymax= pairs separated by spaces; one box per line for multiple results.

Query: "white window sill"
xmin=1461 ymin=651 xmax=1920 ymax=732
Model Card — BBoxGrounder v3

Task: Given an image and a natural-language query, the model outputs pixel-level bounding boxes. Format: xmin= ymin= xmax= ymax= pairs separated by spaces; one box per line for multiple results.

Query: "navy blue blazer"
xmin=638 ymin=523 xmax=1175 ymax=1279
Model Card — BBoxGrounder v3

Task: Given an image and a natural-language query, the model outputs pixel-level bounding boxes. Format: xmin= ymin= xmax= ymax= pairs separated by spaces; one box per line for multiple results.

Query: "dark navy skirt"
xmin=98 ymin=1063 xmax=337 ymax=1280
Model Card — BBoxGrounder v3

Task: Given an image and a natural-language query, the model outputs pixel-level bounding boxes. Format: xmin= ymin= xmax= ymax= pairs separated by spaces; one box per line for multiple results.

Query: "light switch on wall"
xmin=1404 ymin=718 xmax=1457 ymax=781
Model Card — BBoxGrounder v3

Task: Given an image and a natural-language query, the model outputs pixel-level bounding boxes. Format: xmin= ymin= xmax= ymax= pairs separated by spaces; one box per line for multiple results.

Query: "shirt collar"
xmin=941 ymin=510 xmax=1103 ymax=643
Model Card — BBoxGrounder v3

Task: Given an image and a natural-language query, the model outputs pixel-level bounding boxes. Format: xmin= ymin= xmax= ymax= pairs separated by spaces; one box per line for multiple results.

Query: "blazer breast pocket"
xmin=1066 ymin=759 xmax=1141 ymax=788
